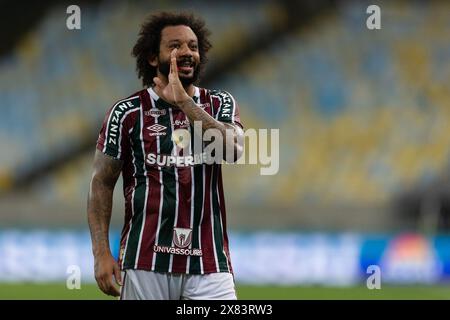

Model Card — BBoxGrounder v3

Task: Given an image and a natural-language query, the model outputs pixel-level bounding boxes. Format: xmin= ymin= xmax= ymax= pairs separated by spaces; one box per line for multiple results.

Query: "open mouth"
xmin=177 ymin=60 xmax=194 ymax=73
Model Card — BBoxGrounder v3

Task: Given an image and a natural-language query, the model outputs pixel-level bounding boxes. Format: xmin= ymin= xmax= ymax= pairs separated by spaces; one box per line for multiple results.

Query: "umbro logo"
xmin=147 ymin=124 xmax=167 ymax=136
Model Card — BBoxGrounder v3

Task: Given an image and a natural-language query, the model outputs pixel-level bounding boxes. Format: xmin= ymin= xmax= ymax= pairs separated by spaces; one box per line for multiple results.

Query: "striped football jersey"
xmin=96 ymin=86 xmax=243 ymax=274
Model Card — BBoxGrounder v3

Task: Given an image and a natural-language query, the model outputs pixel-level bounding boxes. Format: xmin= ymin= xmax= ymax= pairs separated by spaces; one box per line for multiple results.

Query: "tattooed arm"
xmin=87 ymin=150 xmax=123 ymax=296
xmin=152 ymin=49 xmax=243 ymax=161
xmin=178 ymin=98 xmax=244 ymax=161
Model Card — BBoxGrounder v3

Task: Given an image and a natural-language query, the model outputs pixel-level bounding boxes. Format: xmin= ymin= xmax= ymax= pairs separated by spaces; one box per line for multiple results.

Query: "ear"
xmin=148 ymin=54 xmax=158 ymax=67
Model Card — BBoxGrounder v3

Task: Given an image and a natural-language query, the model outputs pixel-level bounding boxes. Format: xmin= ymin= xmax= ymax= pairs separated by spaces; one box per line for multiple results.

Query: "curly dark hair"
xmin=132 ymin=12 xmax=212 ymax=87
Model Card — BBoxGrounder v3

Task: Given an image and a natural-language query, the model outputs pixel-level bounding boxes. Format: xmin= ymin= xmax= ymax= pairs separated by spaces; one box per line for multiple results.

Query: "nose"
xmin=177 ymin=43 xmax=193 ymax=58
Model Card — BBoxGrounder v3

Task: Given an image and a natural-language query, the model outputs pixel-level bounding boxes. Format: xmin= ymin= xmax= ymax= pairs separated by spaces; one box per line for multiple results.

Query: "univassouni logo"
xmin=173 ymin=228 xmax=193 ymax=249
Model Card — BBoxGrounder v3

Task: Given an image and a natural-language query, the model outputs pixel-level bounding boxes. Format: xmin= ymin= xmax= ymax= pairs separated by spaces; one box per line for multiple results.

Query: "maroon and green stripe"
xmin=122 ymin=107 xmax=147 ymax=268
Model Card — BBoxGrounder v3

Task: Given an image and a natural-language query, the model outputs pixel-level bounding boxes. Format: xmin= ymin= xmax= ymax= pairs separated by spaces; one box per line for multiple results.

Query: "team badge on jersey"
xmin=173 ymin=228 xmax=193 ymax=249
xmin=172 ymin=129 xmax=191 ymax=149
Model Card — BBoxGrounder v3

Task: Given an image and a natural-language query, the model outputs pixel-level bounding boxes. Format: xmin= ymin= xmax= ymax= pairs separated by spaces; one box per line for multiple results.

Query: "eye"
xmin=190 ymin=44 xmax=198 ymax=51
xmin=170 ymin=43 xmax=180 ymax=49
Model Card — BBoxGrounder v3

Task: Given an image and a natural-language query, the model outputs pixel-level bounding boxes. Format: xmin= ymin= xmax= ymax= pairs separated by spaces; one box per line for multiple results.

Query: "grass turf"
xmin=0 ymin=283 xmax=449 ymax=300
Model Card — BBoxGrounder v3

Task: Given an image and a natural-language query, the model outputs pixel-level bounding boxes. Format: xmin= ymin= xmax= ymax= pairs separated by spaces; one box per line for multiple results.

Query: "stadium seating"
xmin=217 ymin=1 xmax=450 ymax=206
xmin=0 ymin=1 xmax=449 ymax=220
xmin=0 ymin=0 xmax=276 ymax=190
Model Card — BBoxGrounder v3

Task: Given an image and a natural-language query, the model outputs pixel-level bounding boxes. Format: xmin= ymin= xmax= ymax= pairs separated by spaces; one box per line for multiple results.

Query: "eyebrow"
xmin=167 ymin=39 xmax=198 ymax=44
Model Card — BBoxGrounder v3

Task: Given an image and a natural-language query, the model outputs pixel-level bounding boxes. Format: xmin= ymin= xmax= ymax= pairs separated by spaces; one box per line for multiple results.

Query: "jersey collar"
xmin=147 ymin=86 xmax=200 ymax=109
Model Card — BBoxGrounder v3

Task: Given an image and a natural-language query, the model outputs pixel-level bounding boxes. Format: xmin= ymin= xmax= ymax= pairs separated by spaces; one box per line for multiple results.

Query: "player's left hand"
xmin=153 ymin=49 xmax=190 ymax=107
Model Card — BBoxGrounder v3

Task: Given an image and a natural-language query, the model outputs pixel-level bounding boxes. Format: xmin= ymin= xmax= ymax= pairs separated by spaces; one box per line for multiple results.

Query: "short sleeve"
xmin=96 ymin=96 xmax=140 ymax=160
xmin=212 ymin=90 xmax=244 ymax=129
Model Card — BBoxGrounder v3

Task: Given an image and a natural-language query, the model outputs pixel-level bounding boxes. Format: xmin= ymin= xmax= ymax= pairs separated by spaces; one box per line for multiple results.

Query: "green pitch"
xmin=0 ymin=283 xmax=449 ymax=300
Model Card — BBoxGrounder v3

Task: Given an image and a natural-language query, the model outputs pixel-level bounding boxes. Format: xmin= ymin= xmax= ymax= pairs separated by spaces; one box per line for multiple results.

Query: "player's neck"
xmin=183 ymin=84 xmax=195 ymax=97
xmin=154 ymin=74 xmax=195 ymax=97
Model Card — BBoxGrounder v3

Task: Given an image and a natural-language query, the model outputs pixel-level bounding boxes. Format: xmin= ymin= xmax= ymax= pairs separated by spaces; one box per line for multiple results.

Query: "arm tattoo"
xmin=179 ymin=98 xmax=244 ymax=159
xmin=179 ymin=98 xmax=227 ymax=133
xmin=87 ymin=150 xmax=122 ymax=258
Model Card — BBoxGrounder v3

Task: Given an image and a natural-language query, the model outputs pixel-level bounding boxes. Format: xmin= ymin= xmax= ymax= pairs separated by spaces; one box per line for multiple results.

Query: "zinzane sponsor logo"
xmin=147 ymin=124 xmax=167 ymax=136
xmin=212 ymin=91 xmax=233 ymax=118
xmin=108 ymin=100 xmax=135 ymax=145
xmin=153 ymin=245 xmax=202 ymax=256
xmin=145 ymin=108 xmax=166 ymax=117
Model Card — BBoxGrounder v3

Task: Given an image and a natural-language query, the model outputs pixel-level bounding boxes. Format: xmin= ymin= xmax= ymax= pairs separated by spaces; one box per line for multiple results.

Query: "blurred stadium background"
xmin=1 ymin=0 xmax=450 ymax=299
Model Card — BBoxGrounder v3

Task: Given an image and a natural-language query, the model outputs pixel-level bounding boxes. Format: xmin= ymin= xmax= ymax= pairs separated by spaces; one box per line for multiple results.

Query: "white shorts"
xmin=120 ymin=270 xmax=237 ymax=300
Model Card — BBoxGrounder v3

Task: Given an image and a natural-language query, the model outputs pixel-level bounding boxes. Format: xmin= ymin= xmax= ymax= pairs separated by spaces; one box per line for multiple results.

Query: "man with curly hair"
xmin=87 ymin=12 xmax=244 ymax=300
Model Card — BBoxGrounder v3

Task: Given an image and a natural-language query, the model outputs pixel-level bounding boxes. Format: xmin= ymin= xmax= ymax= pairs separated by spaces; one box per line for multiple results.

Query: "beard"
xmin=158 ymin=59 xmax=200 ymax=86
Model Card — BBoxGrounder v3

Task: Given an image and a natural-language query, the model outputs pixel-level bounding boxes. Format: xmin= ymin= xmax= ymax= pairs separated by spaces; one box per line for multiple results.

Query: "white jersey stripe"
xmin=168 ymin=107 xmax=180 ymax=273
xmin=134 ymin=103 xmax=150 ymax=268
xmin=117 ymin=108 xmax=139 ymax=159
xmin=198 ymin=166 xmax=205 ymax=274
xmin=216 ymin=175 xmax=230 ymax=273
xmin=151 ymin=96 xmax=164 ymax=271
xmin=210 ymin=165 xmax=220 ymax=273
xmin=120 ymin=104 xmax=140 ymax=269
xmin=230 ymin=93 xmax=237 ymax=124
xmin=186 ymin=123 xmax=195 ymax=274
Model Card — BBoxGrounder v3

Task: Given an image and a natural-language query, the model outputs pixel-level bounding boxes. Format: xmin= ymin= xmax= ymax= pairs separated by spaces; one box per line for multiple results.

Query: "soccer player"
xmin=87 ymin=12 xmax=244 ymax=300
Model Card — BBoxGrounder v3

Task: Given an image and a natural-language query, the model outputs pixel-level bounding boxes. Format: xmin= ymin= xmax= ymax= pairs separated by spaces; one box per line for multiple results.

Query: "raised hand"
xmin=153 ymin=49 xmax=190 ymax=106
